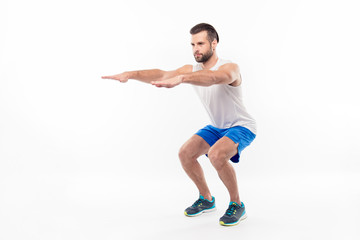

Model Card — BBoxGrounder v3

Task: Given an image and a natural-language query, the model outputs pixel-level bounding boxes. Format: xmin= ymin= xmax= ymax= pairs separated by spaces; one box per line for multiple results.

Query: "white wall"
xmin=1 ymin=0 xmax=359 ymax=239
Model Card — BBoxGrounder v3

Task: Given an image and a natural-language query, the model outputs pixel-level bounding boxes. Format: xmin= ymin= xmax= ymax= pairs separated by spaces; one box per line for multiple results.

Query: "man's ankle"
xmin=230 ymin=199 xmax=241 ymax=205
xmin=202 ymin=195 xmax=213 ymax=201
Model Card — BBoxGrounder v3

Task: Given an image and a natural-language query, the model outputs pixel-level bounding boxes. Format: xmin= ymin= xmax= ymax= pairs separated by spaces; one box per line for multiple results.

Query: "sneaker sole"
xmin=184 ymin=207 xmax=217 ymax=217
xmin=219 ymin=213 xmax=247 ymax=226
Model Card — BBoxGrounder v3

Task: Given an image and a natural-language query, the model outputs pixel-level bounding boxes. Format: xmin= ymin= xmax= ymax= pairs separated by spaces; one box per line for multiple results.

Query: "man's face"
xmin=191 ymin=31 xmax=214 ymax=63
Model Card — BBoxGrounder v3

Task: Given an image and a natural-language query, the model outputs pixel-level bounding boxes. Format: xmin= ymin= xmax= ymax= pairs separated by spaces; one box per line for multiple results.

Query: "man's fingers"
xmin=102 ymin=76 xmax=119 ymax=80
xmin=154 ymin=83 xmax=170 ymax=88
xmin=151 ymin=81 xmax=163 ymax=87
xmin=152 ymin=81 xmax=165 ymax=86
xmin=152 ymin=80 xmax=174 ymax=88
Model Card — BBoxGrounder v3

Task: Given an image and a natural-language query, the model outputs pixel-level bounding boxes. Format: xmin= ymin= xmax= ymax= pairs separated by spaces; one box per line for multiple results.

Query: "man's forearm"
xmin=180 ymin=70 xmax=231 ymax=86
xmin=127 ymin=69 xmax=165 ymax=83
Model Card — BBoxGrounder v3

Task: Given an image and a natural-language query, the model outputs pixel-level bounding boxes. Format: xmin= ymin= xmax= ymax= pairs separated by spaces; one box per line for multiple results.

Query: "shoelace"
xmin=192 ymin=199 xmax=203 ymax=207
xmin=225 ymin=204 xmax=238 ymax=216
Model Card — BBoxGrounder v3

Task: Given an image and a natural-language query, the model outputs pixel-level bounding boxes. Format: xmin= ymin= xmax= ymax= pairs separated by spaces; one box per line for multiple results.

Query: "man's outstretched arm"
xmin=151 ymin=63 xmax=242 ymax=88
xmin=102 ymin=65 xmax=193 ymax=84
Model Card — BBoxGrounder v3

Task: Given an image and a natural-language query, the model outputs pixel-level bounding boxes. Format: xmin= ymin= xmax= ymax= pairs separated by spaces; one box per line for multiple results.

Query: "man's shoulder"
xmin=218 ymin=59 xmax=240 ymax=70
xmin=219 ymin=58 xmax=233 ymax=65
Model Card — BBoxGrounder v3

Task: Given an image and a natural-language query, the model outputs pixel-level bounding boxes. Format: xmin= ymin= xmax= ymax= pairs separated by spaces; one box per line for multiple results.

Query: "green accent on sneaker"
xmin=184 ymin=195 xmax=216 ymax=217
xmin=219 ymin=201 xmax=247 ymax=226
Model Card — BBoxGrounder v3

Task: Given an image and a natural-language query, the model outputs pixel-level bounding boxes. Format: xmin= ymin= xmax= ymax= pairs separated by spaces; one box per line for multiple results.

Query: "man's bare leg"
xmin=207 ymin=136 xmax=241 ymax=203
xmin=178 ymin=135 xmax=212 ymax=200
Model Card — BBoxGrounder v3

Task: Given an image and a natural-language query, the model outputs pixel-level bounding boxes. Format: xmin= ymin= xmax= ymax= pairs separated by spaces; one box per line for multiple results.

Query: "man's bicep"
xmin=216 ymin=63 xmax=241 ymax=85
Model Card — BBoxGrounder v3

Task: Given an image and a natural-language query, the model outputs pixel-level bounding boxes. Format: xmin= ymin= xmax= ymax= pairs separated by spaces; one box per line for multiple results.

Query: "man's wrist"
xmin=126 ymin=71 xmax=136 ymax=79
xmin=178 ymin=74 xmax=185 ymax=83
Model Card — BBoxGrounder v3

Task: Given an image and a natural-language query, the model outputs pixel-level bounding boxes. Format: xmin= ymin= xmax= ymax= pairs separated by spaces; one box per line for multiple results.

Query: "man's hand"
xmin=151 ymin=75 xmax=183 ymax=88
xmin=102 ymin=72 xmax=130 ymax=83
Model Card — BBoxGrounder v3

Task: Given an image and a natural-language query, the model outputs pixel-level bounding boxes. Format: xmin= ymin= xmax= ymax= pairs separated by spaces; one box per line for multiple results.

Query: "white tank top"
xmin=192 ymin=58 xmax=257 ymax=134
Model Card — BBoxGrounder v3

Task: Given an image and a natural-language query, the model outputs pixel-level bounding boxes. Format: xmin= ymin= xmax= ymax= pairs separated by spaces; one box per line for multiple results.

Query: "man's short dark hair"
xmin=190 ymin=23 xmax=219 ymax=43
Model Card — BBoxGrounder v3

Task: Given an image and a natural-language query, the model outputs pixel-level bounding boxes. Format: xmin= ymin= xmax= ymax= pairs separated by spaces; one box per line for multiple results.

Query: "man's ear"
xmin=211 ymin=39 xmax=218 ymax=51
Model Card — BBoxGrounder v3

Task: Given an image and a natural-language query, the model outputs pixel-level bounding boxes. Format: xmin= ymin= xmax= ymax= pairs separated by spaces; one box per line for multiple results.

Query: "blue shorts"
xmin=195 ymin=125 xmax=256 ymax=163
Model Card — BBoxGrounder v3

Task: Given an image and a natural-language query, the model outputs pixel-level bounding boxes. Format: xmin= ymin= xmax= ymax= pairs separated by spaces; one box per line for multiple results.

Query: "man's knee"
xmin=178 ymin=145 xmax=196 ymax=166
xmin=208 ymin=148 xmax=227 ymax=171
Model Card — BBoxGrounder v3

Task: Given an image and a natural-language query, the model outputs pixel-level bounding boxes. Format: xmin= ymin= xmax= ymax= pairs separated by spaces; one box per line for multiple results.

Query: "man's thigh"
xmin=208 ymin=136 xmax=239 ymax=161
xmin=180 ymin=134 xmax=211 ymax=159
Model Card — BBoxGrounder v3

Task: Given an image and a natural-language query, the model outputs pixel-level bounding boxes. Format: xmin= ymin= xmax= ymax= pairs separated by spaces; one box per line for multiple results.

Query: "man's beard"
xmin=194 ymin=48 xmax=213 ymax=63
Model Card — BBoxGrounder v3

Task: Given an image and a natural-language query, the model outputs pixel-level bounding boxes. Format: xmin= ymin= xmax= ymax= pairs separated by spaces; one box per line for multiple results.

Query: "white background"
xmin=1 ymin=0 xmax=359 ymax=239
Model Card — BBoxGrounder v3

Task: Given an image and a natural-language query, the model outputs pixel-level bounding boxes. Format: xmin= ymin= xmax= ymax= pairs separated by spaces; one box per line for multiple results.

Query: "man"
xmin=102 ymin=23 xmax=256 ymax=226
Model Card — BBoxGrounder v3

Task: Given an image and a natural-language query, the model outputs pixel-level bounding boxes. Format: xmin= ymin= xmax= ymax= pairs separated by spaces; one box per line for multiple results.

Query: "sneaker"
xmin=219 ymin=201 xmax=247 ymax=226
xmin=184 ymin=195 xmax=216 ymax=217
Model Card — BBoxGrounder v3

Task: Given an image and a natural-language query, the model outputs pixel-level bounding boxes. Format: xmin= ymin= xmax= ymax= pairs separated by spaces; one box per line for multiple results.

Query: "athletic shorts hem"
xmin=195 ymin=125 xmax=256 ymax=163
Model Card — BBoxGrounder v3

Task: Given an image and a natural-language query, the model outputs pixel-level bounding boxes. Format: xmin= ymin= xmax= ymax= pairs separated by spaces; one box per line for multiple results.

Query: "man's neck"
xmin=201 ymin=54 xmax=219 ymax=70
